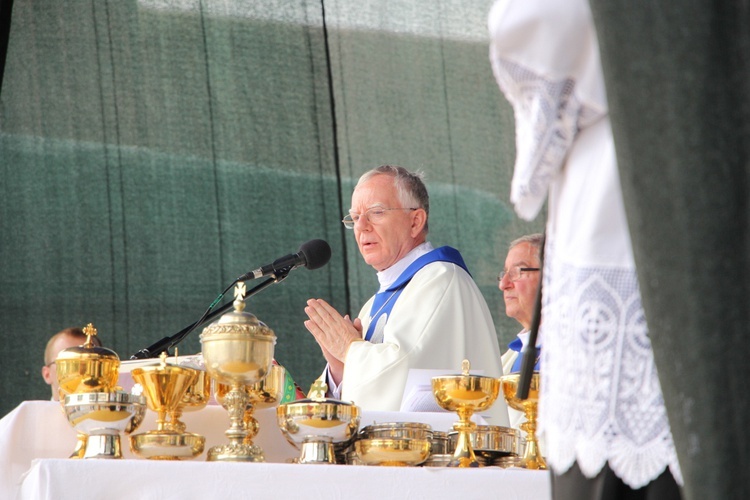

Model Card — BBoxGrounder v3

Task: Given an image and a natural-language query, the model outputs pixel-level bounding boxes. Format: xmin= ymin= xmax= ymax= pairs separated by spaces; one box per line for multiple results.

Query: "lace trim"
xmin=539 ymin=252 xmax=683 ymax=488
xmin=492 ymin=59 xmax=602 ymax=220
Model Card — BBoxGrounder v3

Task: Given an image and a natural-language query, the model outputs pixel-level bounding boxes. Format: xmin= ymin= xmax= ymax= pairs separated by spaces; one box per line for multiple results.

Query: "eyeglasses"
xmin=497 ymin=266 xmax=540 ymax=282
xmin=342 ymin=207 xmax=418 ymax=229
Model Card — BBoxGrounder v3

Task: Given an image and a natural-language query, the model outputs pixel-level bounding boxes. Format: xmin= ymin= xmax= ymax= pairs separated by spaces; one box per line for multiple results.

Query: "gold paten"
xmin=500 ymin=373 xmax=546 ymax=470
xmin=431 ymin=359 xmax=500 ymax=467
xmin=277 ymin=380 xmax=360 ymax=464
xmin=56 ymin=323 xmax=146 ymax=459
xmin=200 ymin=283 xmax=276 ymax=462
xmin=129 ymin=352 xmax=206 ymax=460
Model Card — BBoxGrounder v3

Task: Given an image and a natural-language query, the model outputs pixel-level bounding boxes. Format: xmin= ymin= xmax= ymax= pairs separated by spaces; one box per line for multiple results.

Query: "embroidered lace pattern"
xmin=491 ymin=59 xmax=602 ymax=219
xmin=539 ymin=242 xmax=683 ymax=488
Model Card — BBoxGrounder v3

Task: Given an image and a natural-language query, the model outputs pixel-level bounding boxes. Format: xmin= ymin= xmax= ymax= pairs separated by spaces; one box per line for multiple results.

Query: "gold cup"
xmin=500 ymin=372 xmax=546 ymax=470
xmin=129 ymin=353 xmax=206 ymax=460
xmin=200 ymin=283 xmax=276 ymax=462
xmin=432 ymin=360 xmax=500 ymax=467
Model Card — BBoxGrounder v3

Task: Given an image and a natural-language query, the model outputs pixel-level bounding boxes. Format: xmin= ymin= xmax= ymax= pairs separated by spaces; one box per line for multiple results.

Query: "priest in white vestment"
xmin=304 ymin=165 xmax=509 ymax=425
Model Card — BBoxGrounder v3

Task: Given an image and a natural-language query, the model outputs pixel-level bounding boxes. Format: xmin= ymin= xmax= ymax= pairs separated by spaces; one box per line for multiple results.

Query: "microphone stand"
xmin=516 ymin=232 xmax=545 ymax=400
xmin=130 ymin=269 xmax=291 ymax=360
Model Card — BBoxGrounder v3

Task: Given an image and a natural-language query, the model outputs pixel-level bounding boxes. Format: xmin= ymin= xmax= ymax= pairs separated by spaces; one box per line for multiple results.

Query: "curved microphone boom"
xmin=236 ymin=239 xmax=332 ymax=281
xmin=130 ymin=239 xmax=332 ymax=359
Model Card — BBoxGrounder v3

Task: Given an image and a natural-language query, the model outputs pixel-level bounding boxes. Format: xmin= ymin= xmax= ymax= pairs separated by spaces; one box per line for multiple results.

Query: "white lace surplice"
xmin=489 ymin=0 xmax=682 ymax=488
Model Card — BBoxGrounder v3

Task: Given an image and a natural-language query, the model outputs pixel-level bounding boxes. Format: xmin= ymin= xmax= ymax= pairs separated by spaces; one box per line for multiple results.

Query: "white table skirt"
xmin=2 ymin=401 xmax=550 ymax=500
xmin=20 ymin=458 xmax=550 ymax=500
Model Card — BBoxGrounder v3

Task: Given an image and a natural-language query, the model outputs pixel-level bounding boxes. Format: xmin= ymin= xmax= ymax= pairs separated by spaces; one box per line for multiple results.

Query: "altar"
xmin=1 ymin=401 xmax=551 ymax=499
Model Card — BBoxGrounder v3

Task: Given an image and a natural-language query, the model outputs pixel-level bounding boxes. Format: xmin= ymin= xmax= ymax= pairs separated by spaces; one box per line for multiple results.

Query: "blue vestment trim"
xmin=364 ymin=246 xmax=469 ymax=342
xmin=509 ymin=337 xmax=541 ymax=372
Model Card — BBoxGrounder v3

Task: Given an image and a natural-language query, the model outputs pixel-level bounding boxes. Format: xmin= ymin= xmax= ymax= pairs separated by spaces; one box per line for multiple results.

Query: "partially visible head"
xmin=41 ymin=327 xmax=102 ymax=401
xmin=347 ymin=165 xmax=430 ymax=271
xmin=499 ymin=234 xmax=543 ymax=330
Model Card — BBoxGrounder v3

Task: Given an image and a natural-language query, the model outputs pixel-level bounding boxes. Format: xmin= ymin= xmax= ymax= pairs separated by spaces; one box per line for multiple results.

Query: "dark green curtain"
xmin=590 ymin=1 xmax=750 ymax=498
xmin=0 ymin=0 xmax=541 ymax=418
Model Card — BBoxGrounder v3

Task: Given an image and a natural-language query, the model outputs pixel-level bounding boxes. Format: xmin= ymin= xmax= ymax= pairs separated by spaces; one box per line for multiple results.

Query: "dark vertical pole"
xmin=589 ymin=1 xmax=750 ymax=498
xmin=0 ymin=0 xmax=14 ymax=93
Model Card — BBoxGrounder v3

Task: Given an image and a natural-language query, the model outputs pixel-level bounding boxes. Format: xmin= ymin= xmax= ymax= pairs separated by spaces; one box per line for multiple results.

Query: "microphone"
xmin=130 ymin=239 xmax=332 ymax=359
xmin=236 ymin=239 xmax=332 ymax=281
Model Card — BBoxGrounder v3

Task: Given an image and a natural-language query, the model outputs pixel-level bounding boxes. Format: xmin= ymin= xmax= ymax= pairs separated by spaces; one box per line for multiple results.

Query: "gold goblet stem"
xmin=224 ymin=385 xmax=251 ymax=446
xmin=155 ymin=408 xmax=170 ymax=433
xmin=519 ymin=408 xmax=547 ymax=470
xmin=450 ymin=407 xmax=479 ymax=468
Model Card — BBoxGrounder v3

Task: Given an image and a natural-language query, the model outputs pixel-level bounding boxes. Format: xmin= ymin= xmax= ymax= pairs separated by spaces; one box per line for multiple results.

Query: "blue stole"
xmin=364 ymin=246 xmax=469 ymax=342
xmin=508 ymin=337 xmax=541 ymax=372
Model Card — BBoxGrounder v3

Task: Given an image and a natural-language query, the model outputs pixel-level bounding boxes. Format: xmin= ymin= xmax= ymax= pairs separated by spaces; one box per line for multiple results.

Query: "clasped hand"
xmin=304 ymin=298 xmax=363 ymax=363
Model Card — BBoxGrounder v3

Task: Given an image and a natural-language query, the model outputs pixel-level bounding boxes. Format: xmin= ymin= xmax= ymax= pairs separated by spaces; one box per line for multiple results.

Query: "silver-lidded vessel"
xmin=277 ymin=380 xmax=360 ymax=464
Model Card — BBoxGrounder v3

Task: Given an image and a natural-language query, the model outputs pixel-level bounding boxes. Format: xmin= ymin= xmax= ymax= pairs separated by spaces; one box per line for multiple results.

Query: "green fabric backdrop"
xmin=0 ymin=0 xmax=542 ymax=418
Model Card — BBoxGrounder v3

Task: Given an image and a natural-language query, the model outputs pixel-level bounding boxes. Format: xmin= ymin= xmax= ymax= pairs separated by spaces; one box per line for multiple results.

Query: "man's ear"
xmin=410 ymin=208 xmax=427 ymax=237
xmin=42 ymin=365 xmax=52 ymax=385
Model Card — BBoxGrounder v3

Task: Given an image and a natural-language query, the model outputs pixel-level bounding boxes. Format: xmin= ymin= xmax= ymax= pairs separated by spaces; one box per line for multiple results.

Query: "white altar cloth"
xmin=19 ymin=458 xmax=550 ymax=500
xmin=1 ymin=401 xmax=550 ymax=500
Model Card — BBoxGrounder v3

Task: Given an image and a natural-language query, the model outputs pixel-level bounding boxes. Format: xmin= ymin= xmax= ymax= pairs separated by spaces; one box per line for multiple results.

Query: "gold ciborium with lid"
xmin=277 ymin=380 xmax=360 ymax=464
xmin=55 ymin=323 xmax=120 ymax=397
xmin=431 ymin=359 xmax=500 ymax=467
xmin=500 ymin=372 xmax=546 ymax=469
xmin=129 ymin=352 xmax=206 ymax=460
xmin=56 ymin=323 xmax=146 ymax=459
xmin=200 ymin=282 xmax=276 ymax=462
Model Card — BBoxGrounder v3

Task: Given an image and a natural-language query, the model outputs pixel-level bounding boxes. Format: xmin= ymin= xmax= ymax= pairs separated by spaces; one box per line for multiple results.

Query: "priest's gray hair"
xmin=358 ymin=165 xmax=430 ymax=232
xmin=509 ymin=233 xmax=544 ymax=256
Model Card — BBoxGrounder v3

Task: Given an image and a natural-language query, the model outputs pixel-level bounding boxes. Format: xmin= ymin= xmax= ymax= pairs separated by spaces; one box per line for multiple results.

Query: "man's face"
xmin=41 ymin=335 xmax=84 ymax=401
xmin=349 ymin=174 xmax=425 ymax=272
xmin=499 ymin=242 xmax=541 ymax=330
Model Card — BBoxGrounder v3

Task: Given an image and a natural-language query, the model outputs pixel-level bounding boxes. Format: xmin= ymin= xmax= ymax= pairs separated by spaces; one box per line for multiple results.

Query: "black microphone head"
xmin=298 ymin=239 xmax=331 ymax=270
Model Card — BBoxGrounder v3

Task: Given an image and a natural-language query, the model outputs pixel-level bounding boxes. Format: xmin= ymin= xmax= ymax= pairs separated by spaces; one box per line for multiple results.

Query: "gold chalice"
xmin=277 ymin=380 xmax=360 ymax=464
xmin=432 ymin=360 xmax=500 ymax=467
xmin=500 ymin=372 xmax=546 ymax=469
xmin=214 ymin=363 xmax=285 ymax=447
xmin=200 ymin=283 xmax=276 ymax=462
xmin=129 ymin=353 xmax=206 ymax=460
